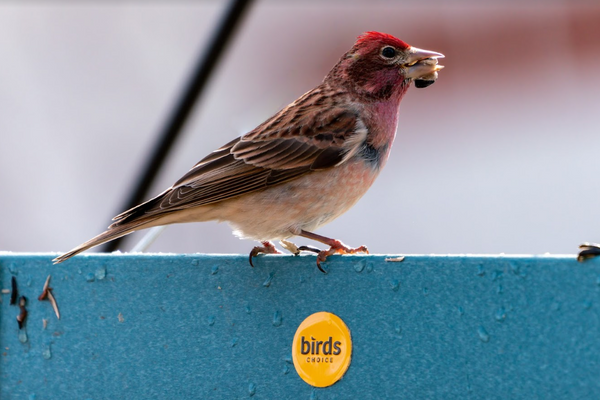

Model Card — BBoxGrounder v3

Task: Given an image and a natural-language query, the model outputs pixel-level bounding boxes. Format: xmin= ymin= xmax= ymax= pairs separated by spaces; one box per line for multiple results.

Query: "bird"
xmin=53 ymin=32 xmax=444 ymax=272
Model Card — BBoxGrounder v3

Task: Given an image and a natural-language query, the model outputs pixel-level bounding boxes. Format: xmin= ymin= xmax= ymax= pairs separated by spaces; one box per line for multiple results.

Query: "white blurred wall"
xmin=2 ymin=1 xmax=600 ymax=256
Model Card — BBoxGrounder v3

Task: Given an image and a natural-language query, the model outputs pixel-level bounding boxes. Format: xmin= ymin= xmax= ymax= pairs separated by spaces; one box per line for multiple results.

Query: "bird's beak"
xmin=402 ymin=46 xmax=445 ymax=88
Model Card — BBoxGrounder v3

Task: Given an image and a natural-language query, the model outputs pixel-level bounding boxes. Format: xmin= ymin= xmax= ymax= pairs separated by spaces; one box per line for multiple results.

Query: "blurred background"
xmin=2 ymin=1 xmax=599 ymax=257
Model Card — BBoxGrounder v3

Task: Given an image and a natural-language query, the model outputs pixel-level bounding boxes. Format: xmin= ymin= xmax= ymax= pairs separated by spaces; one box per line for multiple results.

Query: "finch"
xmin=53 ymin=32 xmax=444 ymax=271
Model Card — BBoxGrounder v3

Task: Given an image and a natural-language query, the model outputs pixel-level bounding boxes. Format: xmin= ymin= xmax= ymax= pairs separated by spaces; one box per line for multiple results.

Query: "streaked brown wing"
xmin=112 ymin=102 xmax=366 ymax=226
xmin=234 ymin=106 xmax=361 ymax=169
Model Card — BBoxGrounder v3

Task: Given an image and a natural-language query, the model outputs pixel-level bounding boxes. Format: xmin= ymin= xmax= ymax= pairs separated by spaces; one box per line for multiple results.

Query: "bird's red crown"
xmin=356 ymin=31 xmax=410 ymax=50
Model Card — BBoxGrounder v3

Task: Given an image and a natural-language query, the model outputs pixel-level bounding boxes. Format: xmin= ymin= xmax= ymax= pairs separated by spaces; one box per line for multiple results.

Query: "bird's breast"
xmin=219 ymin=159 xmax=381 ymax=241
xmin=362 ymin=99 xmax=401 ymax=150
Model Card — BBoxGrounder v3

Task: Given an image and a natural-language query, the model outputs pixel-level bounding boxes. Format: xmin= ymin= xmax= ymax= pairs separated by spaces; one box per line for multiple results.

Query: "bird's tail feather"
xmin=52 ymin=219 xmax=157 ymax=264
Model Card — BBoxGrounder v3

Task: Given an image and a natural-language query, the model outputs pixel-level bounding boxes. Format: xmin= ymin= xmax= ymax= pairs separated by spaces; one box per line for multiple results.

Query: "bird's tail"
xmin=52 ymin=220 xmax=156 ymax=264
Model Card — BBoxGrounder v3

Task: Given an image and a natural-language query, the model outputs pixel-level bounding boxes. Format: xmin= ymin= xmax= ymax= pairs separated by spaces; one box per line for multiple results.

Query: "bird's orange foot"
xmin=315 ymin=240 xmax=369 ymax=273
xmin=577 ymin=243 xmax=600 ymax=262
xmin=249 ymin=241 xmax=282 ymax=267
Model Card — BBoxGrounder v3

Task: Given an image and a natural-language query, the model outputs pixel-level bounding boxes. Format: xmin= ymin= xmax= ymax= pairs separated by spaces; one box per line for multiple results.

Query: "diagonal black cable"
xmin=102 ymin=0 xmax=254 ymax=252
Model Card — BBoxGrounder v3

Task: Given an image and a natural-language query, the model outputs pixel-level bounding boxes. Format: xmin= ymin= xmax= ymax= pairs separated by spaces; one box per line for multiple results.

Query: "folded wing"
xmin=111 ymin=103 xmax=367 ymax=227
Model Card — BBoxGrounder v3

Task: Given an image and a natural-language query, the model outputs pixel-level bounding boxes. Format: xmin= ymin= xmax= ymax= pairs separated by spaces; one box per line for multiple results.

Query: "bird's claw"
xmin=248 ymin=241 xmax=282 ymax=267
xmin=251 ymin=236 xmax=367 ymax=274
xmin=315 ymin=241 xmax=369 ymax=273
xmin=577 ymin=243 xmax=600 ymax=262
xmin=297 ymin=245 xmax=321 ymax=254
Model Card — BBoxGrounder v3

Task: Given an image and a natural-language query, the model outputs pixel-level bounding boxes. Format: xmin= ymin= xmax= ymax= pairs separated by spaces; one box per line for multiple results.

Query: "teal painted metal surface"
xmin=1 ymin=253 xmax=599 ymax=399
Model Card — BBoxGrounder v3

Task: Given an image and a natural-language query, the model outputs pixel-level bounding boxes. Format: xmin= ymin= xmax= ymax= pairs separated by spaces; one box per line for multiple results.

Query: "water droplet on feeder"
xmin=8 ymin=263 xmax=18 ymax=276
xmin=477 ymin=326 xmax=490 ymax=343
xmin=476 ymin=265 xmax=485 ymax=276
xmin=95 ymin=267 xmax=106 ymax=280
xmin=263 ymin=272 xmax=274 ymax=287
xmin=354 ymin=260 xmax=366 ymax=273
xmin=394 ymin=323 xmax=402 ymax=336
xmin=42 ymin=345 xmax=52 ymax=360
xmin=495 ymin=307 xmax=506 ymax=322
xmin=272 ymin=311 xmax=283 ymax=327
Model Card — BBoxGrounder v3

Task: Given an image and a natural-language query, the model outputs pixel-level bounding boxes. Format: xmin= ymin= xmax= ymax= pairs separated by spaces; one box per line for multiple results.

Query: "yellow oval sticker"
xmin=292 ymin=312 xmax=352 ymax=387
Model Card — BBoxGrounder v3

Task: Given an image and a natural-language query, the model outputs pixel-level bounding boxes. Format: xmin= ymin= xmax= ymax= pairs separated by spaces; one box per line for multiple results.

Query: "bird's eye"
xmin=381 ymin=46 xmax=396 ymax=59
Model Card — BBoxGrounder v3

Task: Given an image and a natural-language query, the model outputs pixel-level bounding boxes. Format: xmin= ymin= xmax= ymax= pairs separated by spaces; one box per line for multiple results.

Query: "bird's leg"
xmin=299 ymin=230 xmax=368 ymax=273
xmin=577 ymin=243 xmax=600 ymax=262
xmin=249 ymin=241 xmax=282 ymax=267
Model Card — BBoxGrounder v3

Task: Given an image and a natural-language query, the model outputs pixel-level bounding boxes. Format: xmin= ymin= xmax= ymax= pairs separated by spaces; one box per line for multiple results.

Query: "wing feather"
xmin=112 ymin=96 xmax=368 ymax=226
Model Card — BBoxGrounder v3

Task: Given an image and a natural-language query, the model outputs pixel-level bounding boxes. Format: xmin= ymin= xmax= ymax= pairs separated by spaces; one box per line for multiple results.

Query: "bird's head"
xmin=328 ymin=32 xmax=445 ymax=101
